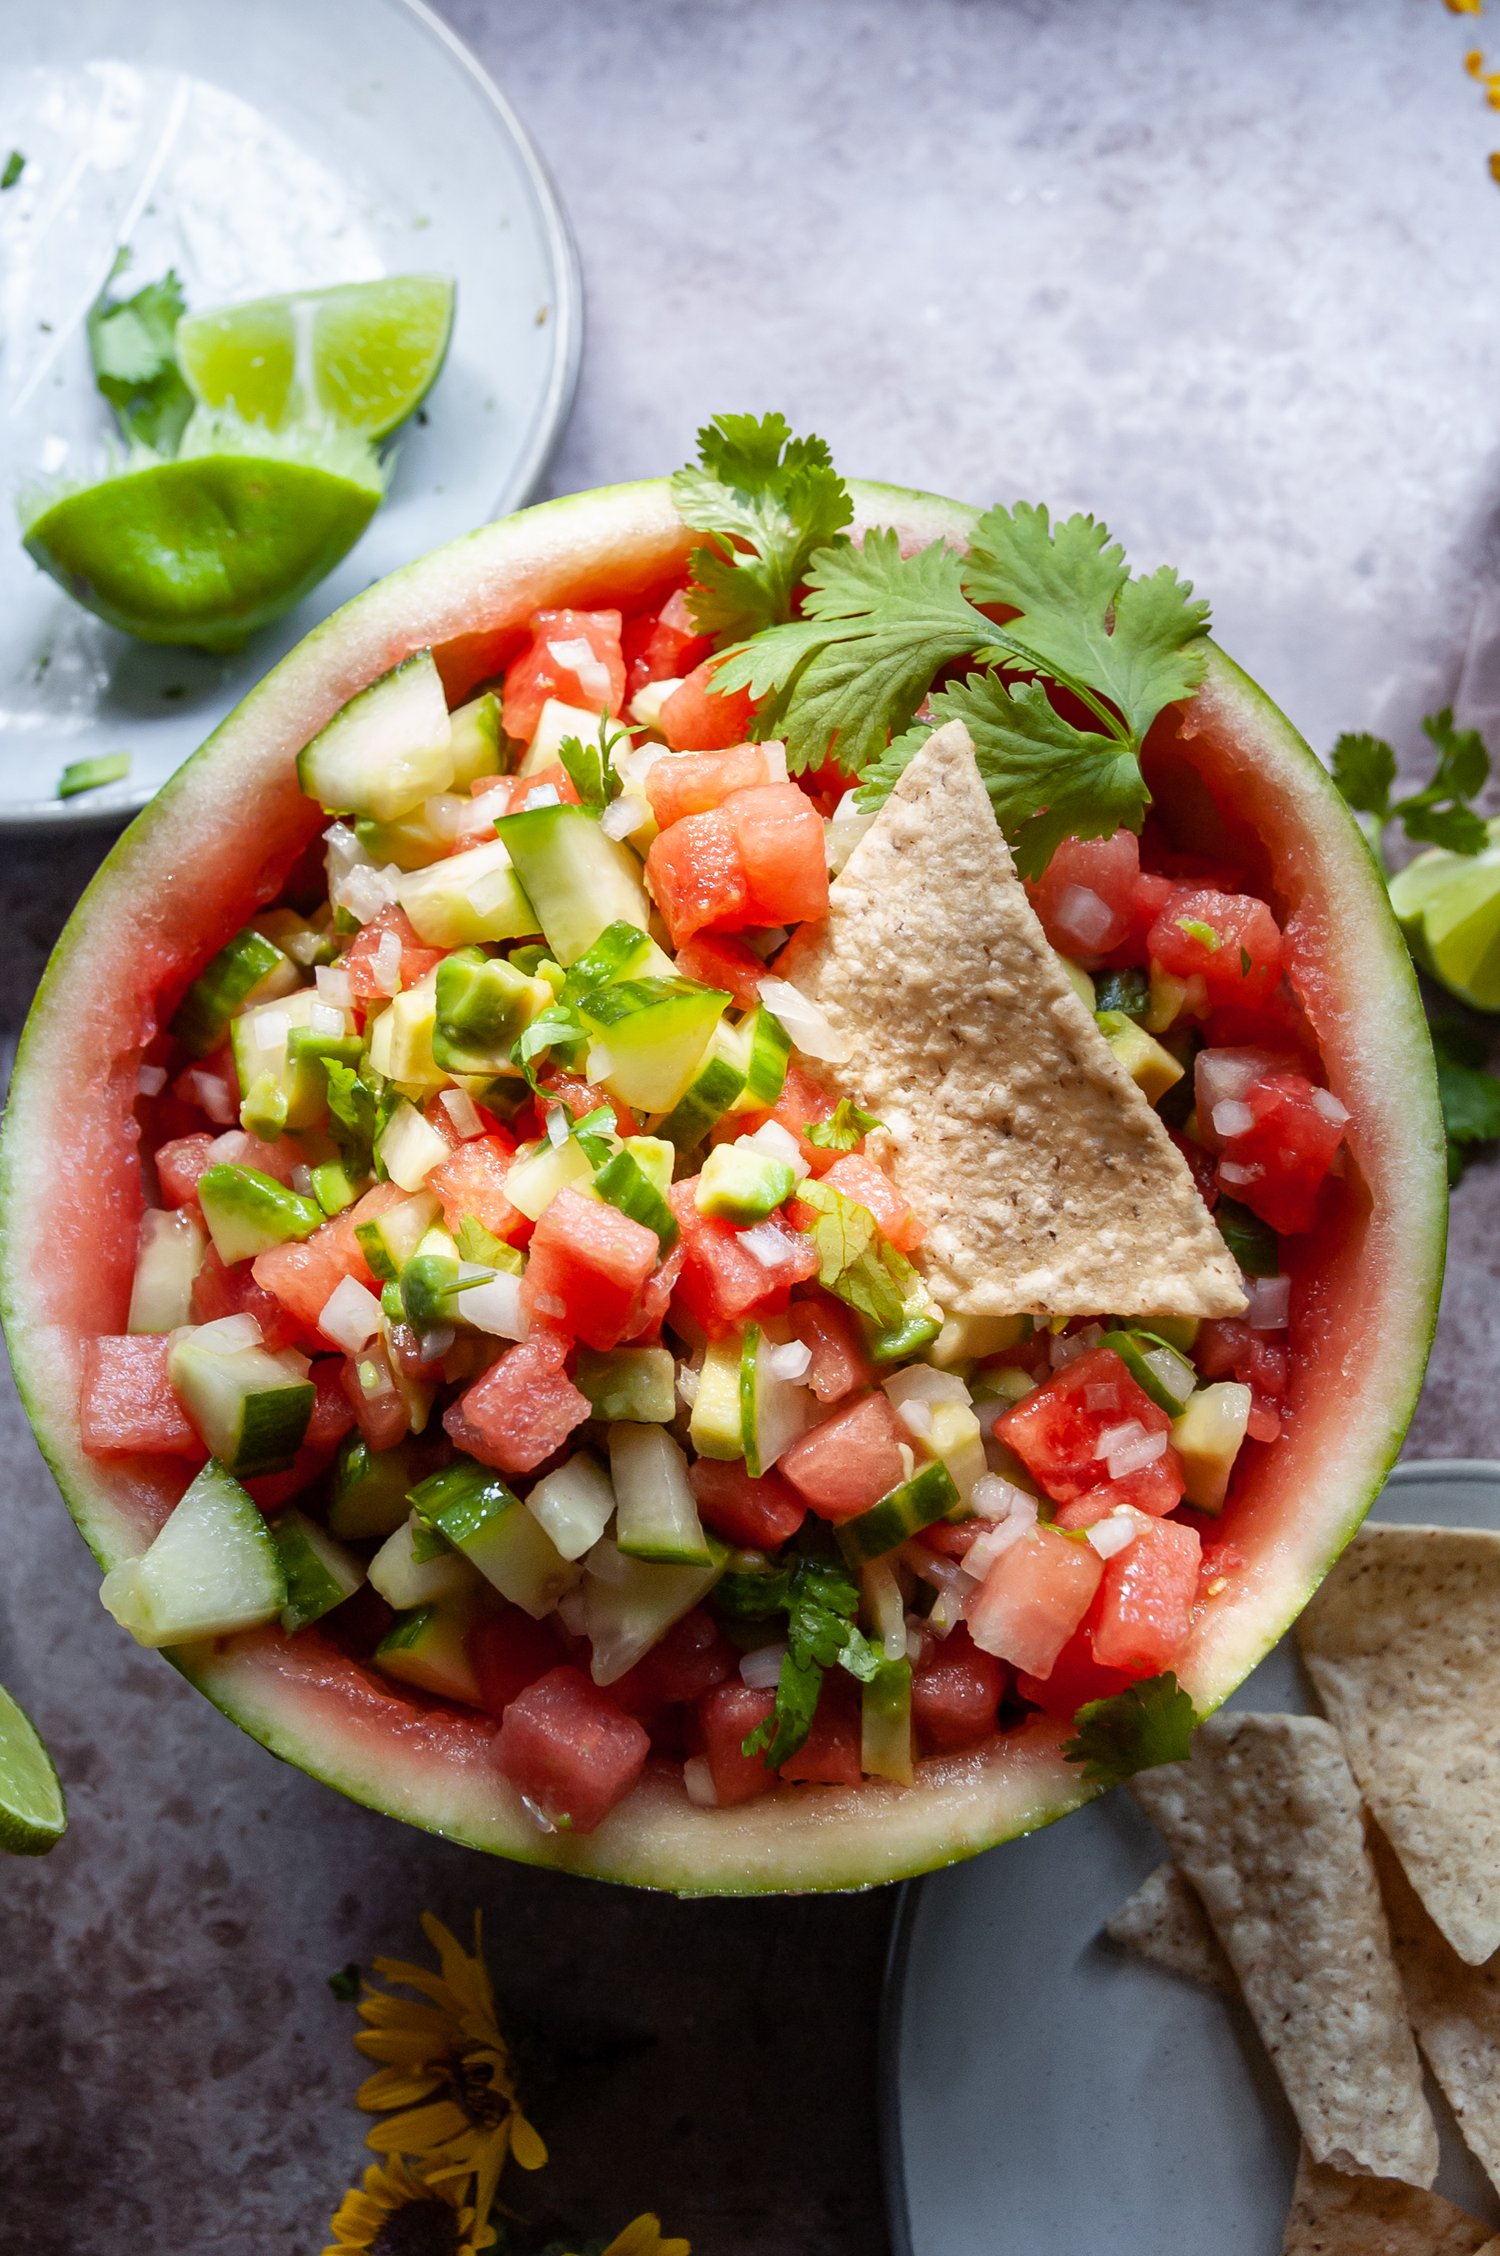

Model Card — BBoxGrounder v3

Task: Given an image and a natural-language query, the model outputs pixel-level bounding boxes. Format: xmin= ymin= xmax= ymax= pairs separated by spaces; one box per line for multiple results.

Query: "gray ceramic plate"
xmin=0 ymin=0 xmax=580 ymax=825
xmin=882 ymin=1462 xmax=1500 ymax=2256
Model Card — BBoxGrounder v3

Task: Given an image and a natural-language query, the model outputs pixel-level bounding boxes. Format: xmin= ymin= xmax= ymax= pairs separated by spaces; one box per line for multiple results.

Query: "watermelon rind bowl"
xmin=0 ymin=479 xmax=1447 ymax=1894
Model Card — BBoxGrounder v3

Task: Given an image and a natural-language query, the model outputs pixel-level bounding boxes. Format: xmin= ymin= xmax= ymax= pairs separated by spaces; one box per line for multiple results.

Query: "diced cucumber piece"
xmin=368 ymin=1512 xmax=480 ymax=1609
xmin=495 ymin=803 xmax=652 ymax=966
xmin=376 ymin=1099 xmax=451 ymax=1191
xmin=689 ymin=1332 xmax=745 ymax=1461
xmin=297 ymin=651 xmax=455 ymax=822
xmin=100 ymin=1459 xmax=287 ymax=1648
xmin=930 ymin=1311 xmax=1031 ymax=1370
xmin=269 ymin=1508 xmax=364 ymax=1632
xmin=255 ymin=908 xmax=338 ymax=970
xmin=197 ymin=1164 xmax=324 ymax=1264
xmin=739 ymin=1321 xmax=817 ymax=1478
xmin=1101 ymin=1327 xmax=1198 ymax=1416
xmin=728 ymin=1004 xmax=791 ymax=1111
xmin=575 ymin=1345 xmax=676 ymax=1424
xmin=924 ymin=1397 xmax=987 ymax=1506
xmin=562 ymin=920 xmax=674 ymax=1000
xmin=432 ymin=949 xmax=552 ymax=1075
xmin=354 ymin=1190 xmax=440 ymax=1280
xmin=355 ymin=804 xmax=451 ymax=870
xmin=1171 ymin=1381 xmax=1252 ymax=1514
xmin=861 ymin=1658 xmax=915 ymax=1784
xmin=841 ymin=1460 xmax=959 ymax=1563
xmin=1214 ymin=1197 xmax=1280 ymax=1279
xmin=578 ymin=978 xmax=730 ymax=1112
xmin=409 ymin=1462 xmax=580 ymax=1617
xmin=591 ymin=1147 xmax=678 ymax=1249
xmin=396 ymin=837 xmax=537 ymax=949
xmin=623 ymin=1134 xmax=675 ymax=1197
xmin=448 ymin=690 xmax=504 ymax=785
xmin=167 ymin=1332 xmax=315 ymax=1479
xmin=367 ymin=972 xmax=447 ymax=1092
xmin=170 ymin=925 xmax=300 ymax=1056
xmin=609 ymin=1424 xmax=712 ymax=1565
xmin=128 ymin=1206 xmax=205 ymax=1334
xmin=310 ymin=1158 xmax=361 ymax=1216
xmin=504 ymin=1134 xmax=595 ymax=1221
xmin=696 ymin=1141 xmax=794 ymax=1224
xmin=582 ymin=1534 xmax=729 ymax=1685
xmin=1058 ymin=956 xmax=1097 ymax=1009
xmin=655 ymin=1036 xmax=748 ymax=1152
xmin=328 ymin=1434 xmax=430 ymax=1540
xmin=525 ymin=1452 xmax=617 ymax=1561
xmin=1096 ymin=1010 xmax=1184 ymax=1105
xmin=525 ymin=698 xmax=630 ymax=773
xmin=375 ymin=1601 xmax=484 ymax=1706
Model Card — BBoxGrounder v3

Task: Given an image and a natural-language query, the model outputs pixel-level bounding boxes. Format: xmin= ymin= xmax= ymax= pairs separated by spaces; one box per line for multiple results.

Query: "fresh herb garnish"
xmin=1093 ymin=967 xmax=1150 ymax=1020
xmin=324 ymin=1059 xmax=380 ymax=1175
xmin=672 ymin=411 xmax=853 ymax=646
xmin=327 ymin=1962 xmax=362 ymax=2002
xmin=1062 ymin=1671 xmax=1197 ymax=1788
xmin=805 ymin=1097 xmax=883 ymax=1152
xmin=1 ymin=150 xmax=24 ymax=191
xmin=56 ymin=752 xmax=130 ymax=799
xmin=85 ymin=251 xmax=195 ymax=453
xmin=539 ymin=1100 xmax=616 ymax=1170
xmin=454 ymin=1212 xmax=522 ymax=1269
xmin=1430 ymin=1017 xmax=1500 ymax=1184
xmin=1332 ymin=708 xmax=1490 ymax=868
xmin=791 ymin=1175 xmax=917 ymax=1331
xmin=725 ymin=1555 xmax=884 ymax=1768
xmin=556 ymin=716 xmax=623 ymax=813
xmin=1214 ymin=1196 xmax=1280 ymax=1278
xmin=510 ymin=1001 xmax=587 ymax=1090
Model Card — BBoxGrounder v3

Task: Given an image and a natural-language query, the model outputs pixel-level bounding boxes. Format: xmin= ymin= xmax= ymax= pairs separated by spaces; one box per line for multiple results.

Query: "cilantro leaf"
xmin=672 ymin=411 xmax=854 ymax=647
xmin=851 ymin=720 xmax=932 ymax=811
xmin=556 ymin=720 xmax=622 ymax=814
xmin=928 ymin=671 xmax=1151 ymax=881
xmin=739 ymin=1555 xmax=873 ymax=1767
xmin=1331 ymin=730 xmax=1397 ymax=821
xmin=85 ymin=254 xmax=194 ymax=452
xmin=327 ymin=1962 xmax=361 ymax=2002
xmin=1332 ymin=709 xmax=1490 ymax=866
xmin=806 ymin=1097 xmax=882 ymax=1152
xmin=1430 ymin=1017 xmax=1500 ymax=1184
xmin=510 ymin=1001 xmax=586 ymax=1090
xmin=1 ymin=151 xmax=24 ymax=191
xmin=454 ymin=1213 xmax=522 ymax=1270
xmin=713 ymin=531 xmax=997 ymax=775
xmin=324 ymin=1060 xmax=378 ymax=1175
xmin=1062 ymin=1672 xmax=1197 ymax=1788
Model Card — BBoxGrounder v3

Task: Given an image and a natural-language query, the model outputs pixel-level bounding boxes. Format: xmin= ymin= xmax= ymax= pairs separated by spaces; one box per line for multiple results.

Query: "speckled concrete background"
xmin=4 ymin=2 xmax=1500 ymax=2249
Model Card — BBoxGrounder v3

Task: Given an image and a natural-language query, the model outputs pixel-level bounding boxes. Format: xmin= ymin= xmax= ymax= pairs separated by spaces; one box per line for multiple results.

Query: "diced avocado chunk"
xmin=924 ymin=1396 xmax=987 ymax=1506
xmin=375 ymin=1601 xmax=484 ymax=1706
xmin=861 ymin=1658 xmax=915 ymax=1785
xmin=688 ymin=1332 xmax=745 ymax=1462
xmin=696 ymin=1140 xmax=794 ymax=1225
xmin=368 ymin=1513 xmax=480 ymax=1610
xmin=1095 ymin=967 xmax=1150 ymax=1020
xmin=327 ymin=1434 xmax=431 ymax=1541
xmin=197 ymin=1164 xmax=324 ymax=1265
xmin=269 ymin=1509 xmax=364 ymax=1632
xmin=575 ymin=1345 xmax=677 ymax=1423
xmin=582 ymin=1535 xmax=729 ymax=1685
xmin=1102 ymin=1327 xmax=1198 ymax=1415
xmin=432 ymin=948 xmax=552 ymax=1075
xmin=1171 ymin=1381 xmax=1252 ymax=1514
xmin=578 ymin=977 xmax=730 ymax=1113
xmin=840 ymin=1459 xmax=960 ymax=1562
xmin=310 ymin=1158 xmax=361 ymax=1217
xmin=170 ymin=925 xmax=299 ymax=1056
xmin=99 ymin=1459 xmax=286 ymax=1647
xmin=1096 ymin=1010 xmax=1184 ymax=1105
xmin=396 ymin=837 xmax=537 ymax=949
xmin=128 ymin=1206 xmax=205 ymax=1334
xmin=739 ymin=1321 xmax=815 ymax=1478
xmin=929 ymin=1310 xmax=1031 ymax=1369
xmin=167 ymin=1332 xmax=315 ymax=1479
xmin=367 ymin=971 xmax=447 ymax=1092
xmin=524 ymin=1453 xmax=617 ymax=1561
xmin=297 ymin=651 xmax=455 ymax=821
xmin=231 ymin=989 xmax=356 ymax=1137
xmin=409 ymin=1462 xmax=579 ymax=1617
xmin=495 ymin=803 xmax=652 ymax=967
xmin=591 ymin=1146 xmax=678 ymax=1249
xmin=609 ymin=1423 xmax=712 ymax=1565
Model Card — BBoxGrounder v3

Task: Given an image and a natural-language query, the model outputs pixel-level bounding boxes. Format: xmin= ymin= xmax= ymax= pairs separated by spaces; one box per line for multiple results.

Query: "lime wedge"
xmin=176 ymin=274 xmax=455 ymax=442
xmin=22 ymin=423 xmax=384 ymax=651
xmin=0 ymin=1684 xmax=66 ymax=1856
xmin=1390 ymin=816 xmax=1500 ymax=1009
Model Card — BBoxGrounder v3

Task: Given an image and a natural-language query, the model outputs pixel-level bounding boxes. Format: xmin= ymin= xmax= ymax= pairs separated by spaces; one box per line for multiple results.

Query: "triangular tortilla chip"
xmin=1297 ymin=1525 xmax=1500 ymax=1967
xmin=1373 ymin=1828 xmax=1500 ymax=2199
xmin=1105 ymin=1859 xmax=1236 ymax=1992
xmin=1282 ymin=2149 xmax=1493 ymax=2255
xmin=1131 ymin=1711 xmax=1438 ymax=2187
xmin=777 ymin=721 xmax=1245 ymax=1318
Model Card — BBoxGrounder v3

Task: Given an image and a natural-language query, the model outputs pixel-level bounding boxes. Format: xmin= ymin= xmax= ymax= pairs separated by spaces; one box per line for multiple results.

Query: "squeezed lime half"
xmin=175 ymin=274 xmax=455 ymax=442
xmin=1390 ymin=817 xmax=1500 ymax=1011
xmin=0 ymin=1684 xmax=66 ymax=1856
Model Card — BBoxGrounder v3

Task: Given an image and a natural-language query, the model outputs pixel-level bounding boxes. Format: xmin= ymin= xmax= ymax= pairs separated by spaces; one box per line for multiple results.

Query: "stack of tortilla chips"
xmin=1113 ymin=1525 xmax=1500 ymax=2254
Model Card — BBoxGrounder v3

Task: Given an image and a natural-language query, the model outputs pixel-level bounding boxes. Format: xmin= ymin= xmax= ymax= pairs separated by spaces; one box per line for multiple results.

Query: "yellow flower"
xmin=324 ymin=2155 xmax=494 ymax=2255
xmin=572 ymin=2220 xmax=691 ymax=2256
xmin=353 ymin=1912 xmax=548 ymax=2225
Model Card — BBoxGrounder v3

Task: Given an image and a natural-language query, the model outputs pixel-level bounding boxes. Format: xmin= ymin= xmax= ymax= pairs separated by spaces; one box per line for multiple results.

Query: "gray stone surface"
xmin=3 ymin=0 xmax=1500 ymax=2249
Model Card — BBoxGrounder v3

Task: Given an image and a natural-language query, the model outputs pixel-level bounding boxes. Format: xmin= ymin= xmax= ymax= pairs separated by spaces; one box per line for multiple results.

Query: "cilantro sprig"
xmin=556 ymin=717 xmax=624 ymax=814
xmin=85 ymin=251 xmax=194 ymax=453
xmin=1062 ymin=1672 xmax=1197 ymax=1788
xmin=805 ymin=1097 xmax=882 ymax=1152
xmin=719 ymin=1555 xmax=883 ymax=1767
xmin=1333 ymin=707 xmax=1490 ymax=867
xmin=1430 ymin=1018 xmax=1500 ymax=1185
xmin=672 ymin=412 xmax=853 ymax=646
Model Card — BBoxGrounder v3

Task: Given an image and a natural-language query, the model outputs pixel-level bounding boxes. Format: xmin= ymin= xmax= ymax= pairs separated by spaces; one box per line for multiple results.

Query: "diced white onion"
xmin=522 ymin=783 xmax=561 ymax=811
xmin=1244 ymin=1273 xmax=1291 ymax=1331
xmin=601 ymin=794 xmax=648 ymax=840
xmin=318 ymin=1275 xmax=383 ymax=1353
xmin=453 ymin=796 xmax=500 ymax=846
xmin=188 ymin=1312 xmax=263 ymax=1354
xmin=740 ymin=1643 xmax=787 ymax=1690
xmin=440 ymin=1087 xmax=485 ymax=1141
xmin=1211 ymin=1098 xmax=1255 ymax=1141
xmin=367 ymin=930 xmax=402 ymax=996
xmin=969 ymin=1473 xmax=1035 ymax=1522
xmin=586 ymin=1043 xmax=616 ymax=1082
xmin=1218 ymin=1160 xmax=1256 ymax=1188
xmin=766 ymin=1338 xmax=813 ymax=1381
xmin=337 ymin=861 xmax=402 ymax=923
xmin=741 ymin=1119 xmax=806 ymax=1178
xmin=906 ymin=1548 xmax=975 ymax=1597
xmin=895 ymin=1398 xmax=935 ymax=1441
xmin=1084 ymin=1381 xmax=1123 ymax=1412
xmin=676 ymin=1362 xmax=701 ymax=1407
xmin=1050 ymin=1323 xmax=1102 ymax=1370
xmin=555 ymin=1583 xmax=590 ymax=1636
xmin=255 ymin=1009 xmax=290 ymax=1047
xmin=682 ymin=1755 xmax=719 ymax=1808
xmin=827 ymin=793 xmax=877 ymax=874
xmin=315 ymin=965 xmax=355 ymax=1010
xmin=1312 ymin=1086 xmax=1350 ymax=1127
xmin=1055 ymin=884 xmax=1115 ymax=952
xmin=739 ymin=1221 xmax=796 ymax=1270
xmin=897 ymin=1441 xmax=916 ymax=1484
xmin=136 ymin=1063 xmax=167 ymax=1097
xmin=884 ymin=1364 xmax=972 ymax=1410
xmin=292 ymin=1163 xmax=315 ymax=1197
xmin=628 ymin=680 xmax=683 ymax=731
xmin=424 ymin=794 xmax=467 ymax=842
xmin=1105 ymin=1425 xmax=1169 ymax=1480
xmin=546 ymin=1105 xmax=569 ymax=1148
xmin=419 ymin=1326 xmax=456 ymax=1364
xmin=519 ymin=1794 xmax=558 ymax=1835
xmin=1086 ymin=1511 xmax=1141 ymax=1560
xmin=545 ymin=637 xmax=612 ymax=708
xmin=310 ymin=1000 xmax=347 ymax=1037
xmin=177 ymin=1067 xmax=237 ymax=1124
xmin=755 ymin=978 xmax=854 ymax=1065
xmin=459 ymin=1268 xmax=529 ymax=1340
xmin=963 ymin=1512 xmax=1035 ymax=1579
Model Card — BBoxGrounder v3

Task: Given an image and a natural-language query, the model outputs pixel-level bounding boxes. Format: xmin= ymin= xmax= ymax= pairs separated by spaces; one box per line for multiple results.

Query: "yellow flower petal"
xmin=510 ymin=2112 xmax=548 ymax=2172
xmin=366 ymin=1963 xmax=463 ymax=2012
xmin=364 ymin=2098 xmax=471 ymax=2153
xmin=357 ymin=1994 xmax=455 ymax=2036
xmin=353 ymin=2029 xmax=450 ymax=2068
xmin=355 ymin=2066 xmax=444 ymax=2111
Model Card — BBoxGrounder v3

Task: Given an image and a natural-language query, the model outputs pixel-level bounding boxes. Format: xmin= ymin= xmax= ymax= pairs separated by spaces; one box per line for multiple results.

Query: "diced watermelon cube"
xmin=911 ymin=1625 xmax=1007 ymax=1754
xmin=521 ymin=1185 xmax=660 ymax=1351
xmin=81 ymin=1335 xmax=206 ymax=1459
xmin=623 ymin=588 xmax=713 ymax=698
xmin=646 ymin=808 xmax=750 ymax=949
xmin=342 ymin=906 xmax=445 ymax=1008
xmin=307 ymin=1357 xmax=357 ymax=1449
xmin=252 ymin=1181 xmax=404 ymax=1339
xmin=608 ymin=1606 xmax=735 ymax=1720
xmin=1052 ymin=1452 xmax=1187 ymax=1528
xmin=723 ymin=782 xmax=829 ymax=927
xmin=789 ymin=1297 xmax=874 ymax=1404
xmin=1027 ymin=830 xmax=1142 ymax=962
xmin=966 ymin=1525 xmax=1104 ymax=1678
xmin=689 ymin=1457 xmax=807 ymax=1550
xmin=1211 ymin=1069 xmax=1346 ymax=1234
xmin=1090 ymin=1516 xmax=1203 ymax=1677
xmin=341 ymin=1338 xmax=412 ymax=1452
xmin=468 ymin=1606 xmax=567 ymax=1718
xmin=816 ymin=1152 xmax=925 ymax=1252
xmin=1148 ymin=883 xmax=1284 ymax=1005
xmin=779 ymin=1391 xmax=908 ymax=1523
xmin=740 ymin=1063 xmax=840 ymax=1175
xmin=778 ymin=1673 xmax=862 ymax=1785
xmin=698 ymin=1682 xmax=778 ymax=1805
xmin=647 ymin=743 xmax=776 ymax=830
xmin=1015 ymin=1623 xmax=1133 ymax=1718
xmin=156 ymin=1132 xmax=218 ymax=1207
xmin=430 ymin=1133 xmax=529 ymax=1246
xmin=502 ymin=608 xmax=626 ymax=742
xmin=672 ymin=932 xmax=766 ymax=1012
xmin=667 ymin=1184 xmax=818 ymax=1338
xmin=996 ymin=1346 xmax=1182 ymax=1510
xmin=444 ymin=1331 xmax=590 ymax=1475
xmin=659 ymin=658 xmax=758 ymax=752
xmin=191 ymin=1242 xmax=305 ymax=1352
xmin=493 ymin=1665 xmax=649 ymax=1832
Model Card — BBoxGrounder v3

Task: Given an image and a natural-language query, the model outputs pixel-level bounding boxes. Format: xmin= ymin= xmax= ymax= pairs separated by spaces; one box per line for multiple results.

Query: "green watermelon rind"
xmin=0 ymin=479 xmax=1446 ymax=1894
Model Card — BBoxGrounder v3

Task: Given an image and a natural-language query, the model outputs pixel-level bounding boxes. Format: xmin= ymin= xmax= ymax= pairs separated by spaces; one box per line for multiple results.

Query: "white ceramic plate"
xmin=883 ymin=1462 xmax=1500 ymax=2256
xmin=0 ymin=0 xmax=580 ymax=826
